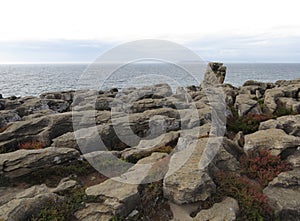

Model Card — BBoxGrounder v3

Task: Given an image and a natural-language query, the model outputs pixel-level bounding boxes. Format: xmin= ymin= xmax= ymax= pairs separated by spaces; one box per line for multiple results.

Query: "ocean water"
xmin=0 ymin=63 xmax=300 ymax=97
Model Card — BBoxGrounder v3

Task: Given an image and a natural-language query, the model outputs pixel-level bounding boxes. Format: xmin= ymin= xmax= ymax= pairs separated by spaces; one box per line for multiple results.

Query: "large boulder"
xmin=193 ymin=197 xmax=239 ymax=221
xmin=163 ymin=138 xmax=216 ymax=204
xmin=244 ymin=128 xmax=300 ymax=156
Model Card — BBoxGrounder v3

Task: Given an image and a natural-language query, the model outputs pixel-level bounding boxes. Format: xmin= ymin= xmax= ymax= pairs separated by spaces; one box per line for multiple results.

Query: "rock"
xmin=211 ymin=139 xmax=241 ymax=172
xmin=268 ymin=169 xmax=300 ymax=188
xmin=40 ymin=90 xmax=75 ymax=102
xmin=0 ymin=110 xmax=21 ymax=128
xmin=0 ymin=147 xmax=79 ymax=178
xmin=52 ymin=177 xmax=78 ymax=193
xmin=75 ymin=203 xmax=114 ymax=221
xmin=277 ymin=97 xmax=300 ymax=114
xmin=287 ymin=150 xmax=300 ymax=168
xmin=264 ymin=88 xmax=285 ymax=114
xmin=220 ymin=84 xmax=238 ymax=106
xmin=0 ymin=184 xmax=63 ymax=221
xmin=121 ymin=131 xmax=179 ymax=162
xmin=95 ymin=96 xmax=114 ymax=111
xmin=234 ymin=94 xmax=261 ymax=116
xmin=263 ymin=169 xmax=300 ymax=220
xmin=0 ymin=100 xmax=5 ymax=110
xmin=51 ymin=132 xmax=77 ymax=149
xmin=202 ymin=62 xmax=226 ymax=85
xmin=163 ymin=138 xmax=216 ymax=204
xmin=193 ymin=197 xmax=239 ymax=221
xmin=81 ymin=152 xmax=167 ymax=219
xmin=259 ymin=115 xmax=300 ymax=137
xmin=244 ymin=128 xmax=300 ymax=156
xmin=275 ymin=78 xmax=300 ymax=87
xmin=0 ymin=112 xmax=80 ymax=152
xmin=233 ymin=131 xmax=245 ymax=148
xmin=243 ymin=80 xmax=275 ymax=90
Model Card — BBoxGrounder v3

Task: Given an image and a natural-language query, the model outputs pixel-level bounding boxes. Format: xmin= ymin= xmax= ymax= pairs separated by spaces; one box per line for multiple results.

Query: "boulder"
xmin=234 ymin=94 xmax=261 ymax=116
xmin=163 ymin=138 xmax=216 ymax=204
xmin=193 ymin=197 xmax=239 ymax=221
xmin=264 ymin=88 xmax=285 ymax=114
xmin=263 ymin=169 xmax=300 ymax=220
xmin=287 ymin=150 xmax=300 ymax=168
xmin=0 ymin=147 xmax=79 ymax=178
xmin=202 ymin=62 xmax=226 ymax=85
xmin=244 ymin=128 xmax=300 ymax=156
xmin=259 ymin=115 xmax=300 ymax=137
xmin=277 ymin=97 xmax=300 ymax=114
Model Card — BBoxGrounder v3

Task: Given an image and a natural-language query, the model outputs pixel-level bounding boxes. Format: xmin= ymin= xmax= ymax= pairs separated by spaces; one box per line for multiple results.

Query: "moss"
xmin=274 ymin=106 xmax=297 ymax=117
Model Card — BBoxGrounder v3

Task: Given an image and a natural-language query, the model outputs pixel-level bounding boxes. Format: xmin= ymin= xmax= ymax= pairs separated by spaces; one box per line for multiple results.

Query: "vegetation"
xmin=227 ymin=107 xmax=272 ymax=134
xmin=214 ymin=171 xmax=275 ymax=221
xmin=211 ymin=149 xmax=291 ymax=220
xmin=274 ymin=106 xmax=297 ymax=117
xmin=18 ymin=140 xmax=45 ymax=150
xmin=240 ymin=149 xmax=291 ymax=186
xmin=30 ymin=187 xmax=97 ymax=221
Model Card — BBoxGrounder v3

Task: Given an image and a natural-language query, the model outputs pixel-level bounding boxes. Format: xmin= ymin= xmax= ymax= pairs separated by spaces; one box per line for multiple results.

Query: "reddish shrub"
xmin=18 ymin=141 xmax=45 ymax=150
xmin=214 ymin=171 xmax=273 ymax=220
xmin=240 ymin=149 xmax=291 ymax=186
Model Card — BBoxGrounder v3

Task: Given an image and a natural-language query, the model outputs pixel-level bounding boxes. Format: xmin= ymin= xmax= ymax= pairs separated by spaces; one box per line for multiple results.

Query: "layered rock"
xmin=0 ymin=147 xmax=79 ymax=178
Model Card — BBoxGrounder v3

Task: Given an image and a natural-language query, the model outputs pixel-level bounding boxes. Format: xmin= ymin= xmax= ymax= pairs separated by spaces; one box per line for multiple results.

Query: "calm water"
xmin=0 ymin=63 xmax=300 ymax=97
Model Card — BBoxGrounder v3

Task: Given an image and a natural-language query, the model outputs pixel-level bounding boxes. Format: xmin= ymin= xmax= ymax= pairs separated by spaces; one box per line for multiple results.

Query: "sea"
xmin=0 ymin=63 xmax=300 ymax=98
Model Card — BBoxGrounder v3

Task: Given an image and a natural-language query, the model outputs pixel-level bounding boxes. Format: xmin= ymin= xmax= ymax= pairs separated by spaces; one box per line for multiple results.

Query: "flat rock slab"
xmin=0 ymin=147 xmax=79 ymax=178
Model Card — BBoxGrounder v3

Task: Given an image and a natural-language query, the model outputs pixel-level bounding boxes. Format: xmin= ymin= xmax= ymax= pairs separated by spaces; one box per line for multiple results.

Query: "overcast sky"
xmin=0 ymin=0 xmax=300 ymax=63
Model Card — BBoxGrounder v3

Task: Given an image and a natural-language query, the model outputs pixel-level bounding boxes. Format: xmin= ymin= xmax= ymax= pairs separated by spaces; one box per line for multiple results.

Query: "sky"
xmin=0 ymin=0 xmax=300 ymax=63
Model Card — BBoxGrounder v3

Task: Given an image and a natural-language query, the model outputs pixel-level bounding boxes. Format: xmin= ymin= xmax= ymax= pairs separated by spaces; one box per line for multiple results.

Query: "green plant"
xmin=18 ymin=141 xmax=45 ymax=150
xmin=274 ymin=106 xmax=297 ymax=117
xmin=31 ymin=188 xmax=87 ymax=221
xmin=214 ymin=171 xmax=274 ymax=220
xmin=240 ymin=149 xmax=291 ymax=186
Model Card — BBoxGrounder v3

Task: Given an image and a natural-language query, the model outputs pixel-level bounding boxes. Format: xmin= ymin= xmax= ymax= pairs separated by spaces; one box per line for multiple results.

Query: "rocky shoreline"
xmin=0 ymin=63 xmax=299 ymax=221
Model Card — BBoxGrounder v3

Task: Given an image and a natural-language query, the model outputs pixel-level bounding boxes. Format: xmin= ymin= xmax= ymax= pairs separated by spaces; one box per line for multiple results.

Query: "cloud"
xmin=0 ymin=34 xmax=300 ymax=63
